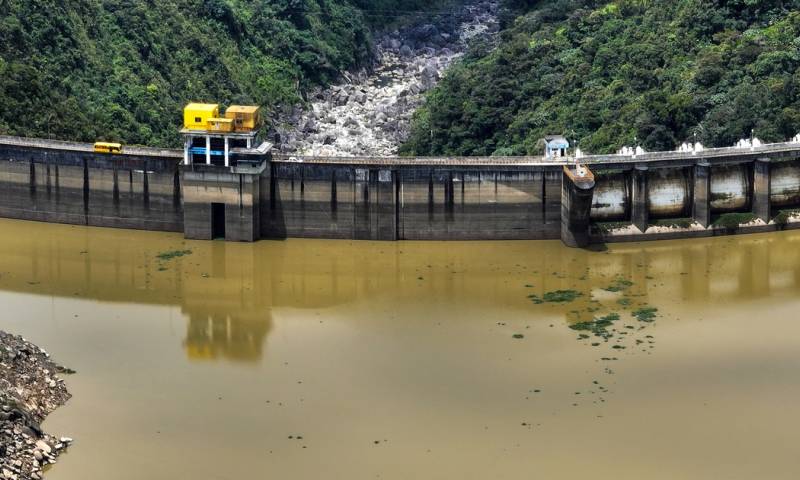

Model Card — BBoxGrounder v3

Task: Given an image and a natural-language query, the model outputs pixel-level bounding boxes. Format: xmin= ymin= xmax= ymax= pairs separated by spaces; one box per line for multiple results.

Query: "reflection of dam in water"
xmin=1 ymin=219 xmax=800 ymax=362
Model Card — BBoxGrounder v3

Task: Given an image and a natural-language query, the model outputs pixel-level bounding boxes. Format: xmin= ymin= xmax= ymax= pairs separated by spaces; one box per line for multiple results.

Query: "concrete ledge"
xmin=590 ymin=222 xmax=800 ymax=244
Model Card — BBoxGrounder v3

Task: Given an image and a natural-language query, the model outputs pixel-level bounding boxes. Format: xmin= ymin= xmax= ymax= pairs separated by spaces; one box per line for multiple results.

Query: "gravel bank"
xmin=1 ymin=331 xmax=72 ymax=480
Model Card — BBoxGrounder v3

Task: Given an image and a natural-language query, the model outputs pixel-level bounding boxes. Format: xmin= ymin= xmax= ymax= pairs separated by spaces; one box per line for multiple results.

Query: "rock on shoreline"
xmin=1 ymin=331 xmax=72 ymax=480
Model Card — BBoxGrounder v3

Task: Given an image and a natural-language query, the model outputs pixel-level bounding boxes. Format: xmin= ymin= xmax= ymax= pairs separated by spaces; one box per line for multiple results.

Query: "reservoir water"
xmin=1 ymin=218 xmax=800 ymax=479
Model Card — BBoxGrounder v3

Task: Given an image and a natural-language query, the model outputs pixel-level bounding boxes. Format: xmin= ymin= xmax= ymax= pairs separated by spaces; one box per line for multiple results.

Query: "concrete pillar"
xmin=631 ymin=165 xmax=649 ymax=233
xmin=561 ymin=165 xmax=595 ymax=248
xmin=205 ymin=136 xmax=211 ymax=165
xmin=753 ymin=158 xmax=771 ymax=221
xmin=184 ymin=136 xmax=191 ymax=165
xmin=376 ymin=169 xmax=397 ymax=241
xmin=224 ymin=137 xmax=230 ymax=167
xmin=354 ymin=168 xmax=371 ymax=240
xmin=692 ymin=162 xmax=711 ymax=227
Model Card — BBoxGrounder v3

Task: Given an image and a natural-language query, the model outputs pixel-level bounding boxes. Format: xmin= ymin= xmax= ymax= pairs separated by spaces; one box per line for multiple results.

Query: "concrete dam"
xmin=2 ymin=135 xmax=800 ymax=247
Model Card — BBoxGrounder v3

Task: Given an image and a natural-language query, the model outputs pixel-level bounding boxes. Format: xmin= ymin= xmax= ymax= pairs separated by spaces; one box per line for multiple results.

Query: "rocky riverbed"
xmin=272 ymin=0 xmax=500 ymax=157
xmin=0 ymin=332 xmax=72 ymax=480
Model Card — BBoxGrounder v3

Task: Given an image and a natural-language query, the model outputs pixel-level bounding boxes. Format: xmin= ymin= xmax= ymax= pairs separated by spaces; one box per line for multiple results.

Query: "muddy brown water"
xmin=2 ymin=218 xmax=800 ymax=479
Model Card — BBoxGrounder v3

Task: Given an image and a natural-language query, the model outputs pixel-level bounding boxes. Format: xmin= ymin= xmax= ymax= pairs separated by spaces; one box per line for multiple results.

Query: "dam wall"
xmin=589 ymin=159 xmax=800 ymax=223
xmin=2 ymin=135 xmax=800 ymax=246
xmin=261 ymin=162 xmax=564 ymax=241
xmin=0 ymin=140 xmax=183 ymax=232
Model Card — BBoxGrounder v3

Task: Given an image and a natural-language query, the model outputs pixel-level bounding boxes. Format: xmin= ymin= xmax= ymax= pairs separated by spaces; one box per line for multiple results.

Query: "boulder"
xmin=302 ymin=119 xmax=319 ymax=134
xmin=422 ymin=63 xmax=439 ymax=78
xmin=413 ymin=24 xmax=439 ymax=41
xmin=334 ymin=91 xmax=349 ymax=106
xmin=35 ymin=440 xmax=52 ymax=454
xmin=420 ymin=47 xmax=436 ymax=57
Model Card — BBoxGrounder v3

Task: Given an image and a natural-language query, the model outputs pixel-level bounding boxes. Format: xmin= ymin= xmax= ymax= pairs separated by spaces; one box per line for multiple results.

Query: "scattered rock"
xmin=0 ymin=331 xmax=72 ymax=480
xmin=273 ymin=0 xmax=500 ymax=157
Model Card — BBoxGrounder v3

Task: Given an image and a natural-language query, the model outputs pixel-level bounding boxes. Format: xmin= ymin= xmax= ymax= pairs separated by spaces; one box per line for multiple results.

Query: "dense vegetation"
xmin=402 ymin=0 xmax=800 ymax=156
xmin=0 ymin=0 xmax=452 ymax=146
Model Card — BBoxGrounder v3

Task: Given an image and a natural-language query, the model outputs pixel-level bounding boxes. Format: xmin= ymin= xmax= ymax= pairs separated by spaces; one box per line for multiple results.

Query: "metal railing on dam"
xmin=2 ymin=134 xmax=800 ymax=246
xmin=0 ymin=135 xmax=182 ymax=159
xmin=4 ymin=134 xmax=800 ymax=166
xmin=273 ymin=141 xmax=800 ymax=166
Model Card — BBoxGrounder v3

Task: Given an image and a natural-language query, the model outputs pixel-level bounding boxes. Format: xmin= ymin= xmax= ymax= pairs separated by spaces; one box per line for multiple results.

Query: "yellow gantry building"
xmin=183 ymin=103 xmax=221 ymax=131
xmin=183 ymin=103 xmax=260 ymax=133
xmin=181 ymin=103 xmax=261 ymax=167
xmin=225 ymin=105 xmax=261 ymax=132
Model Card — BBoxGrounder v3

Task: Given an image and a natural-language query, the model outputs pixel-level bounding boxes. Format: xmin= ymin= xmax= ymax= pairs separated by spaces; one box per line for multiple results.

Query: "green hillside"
xmin=402 ymin=0 xmax=800 ymax=156
xmin=0 ymin=0 xmax=449 ymax=147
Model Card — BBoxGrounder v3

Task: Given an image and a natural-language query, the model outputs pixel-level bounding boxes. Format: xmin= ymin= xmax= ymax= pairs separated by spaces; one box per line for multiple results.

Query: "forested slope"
xmin=0 ymin=0 xmax=452 ymax=146
xmin=402 ymin=0 xmax=800 ymax=155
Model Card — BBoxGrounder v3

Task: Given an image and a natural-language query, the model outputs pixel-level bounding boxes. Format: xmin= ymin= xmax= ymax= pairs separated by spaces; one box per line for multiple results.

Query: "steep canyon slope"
xmin=402 ymin=0 xmax=800 ymax=156
xmin=273 ymin=0 xmax=500 ymax=156
xmin=0 ymin=0 xmax=460 ymax=147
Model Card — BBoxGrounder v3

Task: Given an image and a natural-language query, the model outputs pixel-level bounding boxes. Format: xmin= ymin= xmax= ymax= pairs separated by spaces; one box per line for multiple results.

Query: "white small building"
xmin=544 ymin=135 xmax=569 ymax=158
xmin=544 ymin=135 xmax=570 ymax=159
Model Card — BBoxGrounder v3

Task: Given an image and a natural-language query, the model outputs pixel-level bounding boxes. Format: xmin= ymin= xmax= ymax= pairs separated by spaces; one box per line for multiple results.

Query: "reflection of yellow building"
xmin=183 ymin=311 xmax=272 ymax=363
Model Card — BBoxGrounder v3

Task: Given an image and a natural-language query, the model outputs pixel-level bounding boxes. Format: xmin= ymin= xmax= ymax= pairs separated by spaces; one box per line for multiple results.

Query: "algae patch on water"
xmin=632 ymin=307 xmax=658 ymax=322
xmin=569 ymin=313 xmax=620 ymax=340
xmin=156 ymin=249 xmax=193 ymax=271
xmin=156 ymin=249 xmax=193 ymax=261
xmin=604 ymin=278 xmax=634 ymax=292
xmin=528 ymin=290 xmax=583 ymax=304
